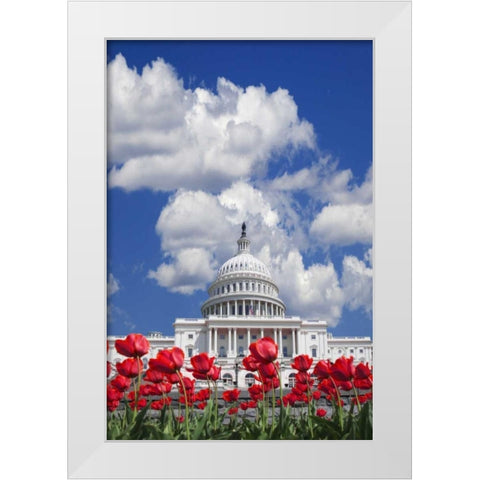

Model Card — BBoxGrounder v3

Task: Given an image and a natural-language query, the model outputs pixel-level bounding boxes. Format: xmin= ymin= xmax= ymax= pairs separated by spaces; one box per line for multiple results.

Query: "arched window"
xmin=223 ymin=373 xmax=233 ymax=386
xmin=288 ymin=373 xmax=296 ymax=388
xmin=219 ymin=346 xmax=226 ymax=358
xmin=245 ymin=373 xmax=255 ymax=387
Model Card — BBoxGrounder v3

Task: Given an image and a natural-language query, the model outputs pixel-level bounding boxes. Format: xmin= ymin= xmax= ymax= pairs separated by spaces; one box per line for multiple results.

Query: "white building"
xmin=108 ymin=224 xmax=373 ymax=388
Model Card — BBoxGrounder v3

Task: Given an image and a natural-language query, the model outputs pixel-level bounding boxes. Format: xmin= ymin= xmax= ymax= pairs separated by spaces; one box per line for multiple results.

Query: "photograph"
xmin=105 ymin=40 xmax=373 ymax=440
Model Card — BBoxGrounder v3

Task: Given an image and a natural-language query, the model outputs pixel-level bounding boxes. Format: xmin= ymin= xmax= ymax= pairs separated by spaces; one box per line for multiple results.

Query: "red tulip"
xmin=107 ymin=385 xmax=124 ymax=402
xmin=149 ymin=347 xmax=184 ymax=374
xmin=354 ymin=377 xmax=373 ymax=390
xmin=249 ymin=337 xmax=278 ymax=364
xmin=197 ymin=401 xmax=207 ymax=410
xmin=248 ymin=384 xmax=264 ymax=401
xmin=115 ymin=333 xmax=150 ymax=358
xmin=191 ymin=364 xmax=221 ymax=381
xmin=157 ymin=381 xmax=172 ymax=394
xmin=151 ymin=400 xmax=166 ymax=410
xmin=129 ymin=398 xmax=147 ymax=411
xmin=107 ymin=400 xmax=119 ymax=412
xmin=337 ymin=380 xmax=353 ymax=391
xmin=257 ymin=361 xmax=278 ymax=379
xmin=223 ymin=389 xmax=241 ymax=403
xmin=318 ymin=378 xmax=336 ymax=395
xmin=316 ymin=408 xmax=327 ymax=417
xmin=187 ymin=353 xmax=215 ymax=374
xmin=291 ymin=354 xmax=313 ymax=372
xmin=228 ymin=407 xmax=238 ymax=415
xmin=354 ymin=362 xmax=372 ymax=380
xmin=330 ymin=356 xmax=355 ymax=382
xmin=110 ymin=375 xmax=131 ymax=392
xmin=242 ymin=355 xmax=260 ymax=372
xmin=240 ymin=401 xmax=250 ymax=411
xmin=313 ymin=360 xmax=331 ymax=379
xmin=116 ymin=358 xmax=142 ymax=378
xmin=143 ymin=369 xmax=166 ymax=384
xmin=195 ymin=388 xmax=211 ymax=402
xmin=295 ymin=371 xmax=314 ymax=387
xmin=312 ymin=390 xmax=321 ymax=401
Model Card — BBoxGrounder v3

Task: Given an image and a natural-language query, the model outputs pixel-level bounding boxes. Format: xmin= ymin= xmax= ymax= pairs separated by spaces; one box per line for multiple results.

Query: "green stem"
xmin=177 ymin=372 xmax=191 ymax=440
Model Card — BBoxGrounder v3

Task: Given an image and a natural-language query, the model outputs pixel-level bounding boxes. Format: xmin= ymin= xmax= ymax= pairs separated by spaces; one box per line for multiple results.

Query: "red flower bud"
xmin=291 ymin=354 xmax=313 ymax=372
xmin=116 ymin=357 xmax=142 ymax=378
xmin=115 ymin=333 xmax=150 ymax=358
xmin=149 ymin=347 xmax=184 ymax=374
xmin=249 ymin=337 xmax=278 ymax=364
xmin=222 ymin=389 xmax=241 ymax=403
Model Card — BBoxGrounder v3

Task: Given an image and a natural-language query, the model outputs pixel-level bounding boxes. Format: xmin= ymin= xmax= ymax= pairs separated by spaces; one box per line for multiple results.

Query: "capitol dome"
xmin=200 ymin=223 xmax=286 ymax=319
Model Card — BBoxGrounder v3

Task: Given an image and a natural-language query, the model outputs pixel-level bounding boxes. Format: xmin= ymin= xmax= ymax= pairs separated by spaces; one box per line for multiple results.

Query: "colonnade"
xmin=202 ymin=299 xmax=285 ymax=318
xmin=207 ymin=326 xmax=299 ymax=357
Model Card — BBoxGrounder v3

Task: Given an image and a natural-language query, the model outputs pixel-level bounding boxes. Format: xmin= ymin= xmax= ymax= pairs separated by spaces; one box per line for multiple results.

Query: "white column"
xmin=235 ymin=300 xmax=238 ymax=316
xmin=214 ymin=327 xmax=218 ymax=353
xmin=207 ymin=327 xmax=211 ymax=353
xmin=220 ymin=303 xmax=223 ymax=316
xmin=247 ymin=328 xmax=251 ymax=346
xmin=279 ymin=329 xmax=283 ymax=357
xmin=292 ymin=329 xmax=296 ymax=356
xmin=227 ymin=302 xmax=230 ymax=316
xmin=274 ymin=328 xmax=277 ymax=344
xmin=228 ymin=328 xmax=232 ymax=356
xmin=234 ymin=328 xmax=237 ymax=355
xmin=243 ymin=299 xmax=245 ymax=317
xmin=261 ymin=327 xmax=264 ymax=338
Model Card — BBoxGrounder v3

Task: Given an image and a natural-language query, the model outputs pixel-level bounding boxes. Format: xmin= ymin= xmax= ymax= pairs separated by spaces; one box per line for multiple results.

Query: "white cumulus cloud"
xmin=107 ymin=54 xmax=315 ymax=192
xmin=341 ymin=255 xmax=373 ymax=313
xmin=310 ymin=203 xmax=373 ymax=246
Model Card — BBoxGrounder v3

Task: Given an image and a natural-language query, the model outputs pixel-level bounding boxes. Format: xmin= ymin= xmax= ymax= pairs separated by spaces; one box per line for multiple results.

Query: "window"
xmin=283 ymin=346 xmax=288 ymax=357
xmin=239 ymin=283 xmax=243 ymax=291
xmin=222 ymin=373 xmax=233 ymax=385
xmin=187 ymin=348 xmax=193 ymax=357
xmin=219 ymin=346 xmax=226 ymax=357
xmin=233 ymin=284 xmax=236 ymax=292
xmin=282 ymin=335 xmax=287 ymax=340
xmin=252 ymin=335 xmax=257 ymax=340
xmin=219 ymin=334 xmax=225 ymax=340
xmin=288 ymin=373 xmax=296 ymax=388
xmin=188 ymin=334 xmax=193 ymax=339
xmin=227 ymin=285 xmax=230 ymax=292
xmin=263 ymin=285 xmax=266 ymax=293
xmin=246 ymin=283 xmax=249 ymax=290
xmin=359 ymin=349 xmax=364 ymax=354
xmin=312 ymin=348 xmax=317 ymax=357
xmin=251 ymin=283 xmax=255 ymax=291
xmin=221 ymin=286 xmax=225 ymax=293
xmin=239 ymin=334 xmax=244 ymax=339
xmin=245 ymin=373 xmax=255 ymax=386
xmin=311 ymin=334 xmax=316 ymax=340
xmin=238 ymin=346 xmax=244 ymax=356
xmin=338 ymin=349 xmax=343 ymax=354
xmin=350 ymin=349 xmax=354 ymax=354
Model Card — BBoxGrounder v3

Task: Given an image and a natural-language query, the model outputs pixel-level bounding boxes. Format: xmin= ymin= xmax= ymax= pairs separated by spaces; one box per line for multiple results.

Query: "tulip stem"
xmin=177 ymin=372 xmax=191 ymax=440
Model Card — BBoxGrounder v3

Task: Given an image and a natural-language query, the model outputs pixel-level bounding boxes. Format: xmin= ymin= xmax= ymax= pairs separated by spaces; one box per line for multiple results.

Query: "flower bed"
xmin=107 ymin=334 xmax=372 ymax=440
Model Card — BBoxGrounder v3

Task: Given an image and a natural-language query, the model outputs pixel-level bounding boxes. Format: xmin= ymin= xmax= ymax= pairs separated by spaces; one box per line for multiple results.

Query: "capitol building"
xmin=108 ymin=224 xmax=373 ymax=388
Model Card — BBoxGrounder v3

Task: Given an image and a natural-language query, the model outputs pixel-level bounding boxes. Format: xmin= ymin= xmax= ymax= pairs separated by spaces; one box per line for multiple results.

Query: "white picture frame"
xmin=68 ymin=1 xmax=411 ymax=478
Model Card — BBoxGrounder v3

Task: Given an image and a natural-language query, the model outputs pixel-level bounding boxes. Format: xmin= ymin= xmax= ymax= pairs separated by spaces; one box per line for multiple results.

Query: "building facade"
xmin=108 ymin=224 xmax=373 ymax=388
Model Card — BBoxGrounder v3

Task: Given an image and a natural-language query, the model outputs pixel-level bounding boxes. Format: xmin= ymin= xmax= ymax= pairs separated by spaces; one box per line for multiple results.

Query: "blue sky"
xmin=106 ymin=40 xmax=373 ymax=339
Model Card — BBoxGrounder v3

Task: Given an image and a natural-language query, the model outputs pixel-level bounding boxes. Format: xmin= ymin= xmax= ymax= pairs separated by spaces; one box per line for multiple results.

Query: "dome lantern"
xmin=237 ymin=222 xmax=250 ymax=254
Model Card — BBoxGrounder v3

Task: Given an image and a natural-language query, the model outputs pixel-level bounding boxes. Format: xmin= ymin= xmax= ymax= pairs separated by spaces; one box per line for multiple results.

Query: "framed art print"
xmin=68 ymin=1 xmax=411 ymax=478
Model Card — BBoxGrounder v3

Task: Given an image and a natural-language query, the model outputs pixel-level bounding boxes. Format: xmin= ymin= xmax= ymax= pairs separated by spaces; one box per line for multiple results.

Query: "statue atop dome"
xmin=241 ymin=222 xmax=247 ymax=237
